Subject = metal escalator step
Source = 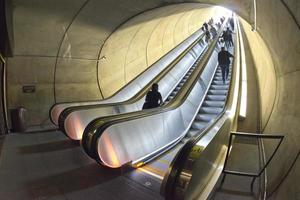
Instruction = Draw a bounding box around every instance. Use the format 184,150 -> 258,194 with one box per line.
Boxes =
187,128 -> 201,137
191,121 -> 207,130
213,80 -> 229,85
211,85 -> 228,90
208,90 -> 227,95
214,77 -> 223,81
206,95 -> 226,101
200,107 -> 223,114
203,100 -> 225,107
195,113 -> 218,122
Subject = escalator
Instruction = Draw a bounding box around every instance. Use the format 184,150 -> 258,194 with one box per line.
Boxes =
57,30 -> 211,140
78,18 -> 242,200
81,19 -> 231,168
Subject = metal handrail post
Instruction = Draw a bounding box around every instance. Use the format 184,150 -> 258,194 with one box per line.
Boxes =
221,131 -> 284,191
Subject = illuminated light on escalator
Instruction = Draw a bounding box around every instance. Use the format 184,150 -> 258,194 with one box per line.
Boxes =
135,162 -> 144,168
228,18 -> 241,119
99,132 -> 120,168
66,113 -> 85,140
238,21 -> 247,119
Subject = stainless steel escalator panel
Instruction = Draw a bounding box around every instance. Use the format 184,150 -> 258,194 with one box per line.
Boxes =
50,29 -> 205,126
64,43 -> 208,140
95,48 -> 221,168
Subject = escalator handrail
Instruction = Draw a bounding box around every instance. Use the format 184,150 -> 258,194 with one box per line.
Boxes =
162,18 -> 242,200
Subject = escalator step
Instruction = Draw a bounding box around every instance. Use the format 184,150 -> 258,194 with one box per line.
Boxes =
191,121 -> 207,130
211,85 -> 229,90
187,128 -> 201,137
208,90 -> 227,95
213,80 -> 229,85
214,77 -> 223,81
200,107 -> 223,114
195,113 -> 218,122
206,95 -> 226,101
203,100 -> 225,107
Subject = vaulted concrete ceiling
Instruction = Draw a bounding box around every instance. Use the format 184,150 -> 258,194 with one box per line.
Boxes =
12,0 -> 254,58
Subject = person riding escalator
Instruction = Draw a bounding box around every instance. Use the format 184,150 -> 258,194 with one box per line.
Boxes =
142,83 -> 163,109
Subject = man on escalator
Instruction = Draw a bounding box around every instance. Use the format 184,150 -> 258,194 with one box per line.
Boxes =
142,83 -> 163,109
218,47 -> 234,84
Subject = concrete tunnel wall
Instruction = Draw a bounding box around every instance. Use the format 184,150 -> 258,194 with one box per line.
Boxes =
5,0 -> 300,199
98,4 -> 219,97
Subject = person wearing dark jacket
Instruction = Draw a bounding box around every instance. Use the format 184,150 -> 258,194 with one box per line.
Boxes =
218,47 -> 234,84
142,83 -> 163,109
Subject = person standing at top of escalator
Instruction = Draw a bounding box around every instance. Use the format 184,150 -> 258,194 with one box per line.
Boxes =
218,47 -> 234,84
142,83 -> 163,109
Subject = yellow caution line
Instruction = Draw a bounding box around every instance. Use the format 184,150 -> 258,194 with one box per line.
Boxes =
154,158 -> 170,165
143,165 -> 165,177
138,167 -> 164,180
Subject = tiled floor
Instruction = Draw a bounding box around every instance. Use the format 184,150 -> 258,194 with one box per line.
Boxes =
0,131 -> 162,200
210,136 -> 261,200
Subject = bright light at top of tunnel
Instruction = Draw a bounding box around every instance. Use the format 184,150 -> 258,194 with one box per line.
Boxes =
213,6 -> 232,20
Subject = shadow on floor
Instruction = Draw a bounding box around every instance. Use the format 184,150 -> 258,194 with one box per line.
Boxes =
214,188 -> 255,197
26,163 -> 121,197
19,139 -> 80,154
0,136 -> 4,155
210,174 -> 259,200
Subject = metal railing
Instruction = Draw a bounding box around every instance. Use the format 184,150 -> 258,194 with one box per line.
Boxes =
221,131 -> 284,191
0,53 -> 5,63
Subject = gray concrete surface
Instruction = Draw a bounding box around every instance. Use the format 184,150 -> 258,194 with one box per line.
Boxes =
0,131 -> 163,200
